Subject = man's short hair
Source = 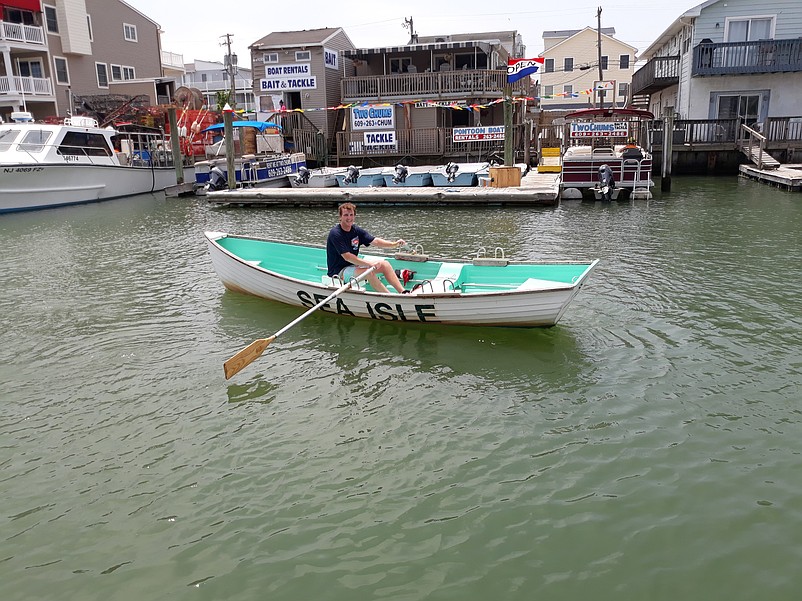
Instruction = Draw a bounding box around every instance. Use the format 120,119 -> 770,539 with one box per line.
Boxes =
338,202 -> 357,216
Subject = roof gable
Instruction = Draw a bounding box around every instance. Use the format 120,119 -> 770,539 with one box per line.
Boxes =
250,28 -> 351,49
541,27 -> 637,56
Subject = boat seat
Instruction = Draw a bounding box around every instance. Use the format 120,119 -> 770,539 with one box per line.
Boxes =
322,275 -> 364,290
516,278 -> 568,291
417,262 -> 463,294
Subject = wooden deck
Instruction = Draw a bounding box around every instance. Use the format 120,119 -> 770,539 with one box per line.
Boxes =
738,163 -> 802,191
205,170 -> 559,207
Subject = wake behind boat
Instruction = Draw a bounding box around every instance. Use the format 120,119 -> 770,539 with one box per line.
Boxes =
205,232 -> 598,327
0,112 -> 189,213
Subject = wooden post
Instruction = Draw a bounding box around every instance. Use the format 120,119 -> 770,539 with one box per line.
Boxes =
661,106 -> 673,192
503,85 -> 513,166
167,107 -> 184,184
223,108 -> 235,190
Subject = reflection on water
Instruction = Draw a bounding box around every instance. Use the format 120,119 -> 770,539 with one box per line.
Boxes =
2,178 -> 802,600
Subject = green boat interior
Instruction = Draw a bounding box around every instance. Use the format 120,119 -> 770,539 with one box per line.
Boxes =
217,236 -> 593,294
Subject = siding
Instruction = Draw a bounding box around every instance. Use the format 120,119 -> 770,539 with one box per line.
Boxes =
694,0 -> 802,44
47,0 -> 162,115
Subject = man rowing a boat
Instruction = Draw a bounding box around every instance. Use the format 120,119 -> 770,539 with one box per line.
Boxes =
326,202 -> 409,293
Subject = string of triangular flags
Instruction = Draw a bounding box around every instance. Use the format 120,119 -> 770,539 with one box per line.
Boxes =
266,89 -> 596,115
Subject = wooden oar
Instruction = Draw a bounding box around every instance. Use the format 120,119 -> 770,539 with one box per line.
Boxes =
223,266 -> 376,379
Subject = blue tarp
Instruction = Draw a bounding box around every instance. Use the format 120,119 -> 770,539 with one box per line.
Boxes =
202,121 -> 282,133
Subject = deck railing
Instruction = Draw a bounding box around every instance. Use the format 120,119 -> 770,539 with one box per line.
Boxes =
0,75 -> 53,96
630,55 -> 680,95
692,39 -> 802,75
334,124 -> 527,161
0,21 -> 45,45
341,69 -> 521,102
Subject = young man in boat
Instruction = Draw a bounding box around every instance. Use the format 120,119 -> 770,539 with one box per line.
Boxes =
326,202 -> 409,293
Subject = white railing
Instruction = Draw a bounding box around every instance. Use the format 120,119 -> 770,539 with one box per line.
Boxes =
0,76 -> 53,96
161,50 -> 185,70
0,21 -> 45,45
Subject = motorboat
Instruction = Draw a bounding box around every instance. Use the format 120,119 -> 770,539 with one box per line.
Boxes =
0,112 -> 189,213
560,108 -> 654,199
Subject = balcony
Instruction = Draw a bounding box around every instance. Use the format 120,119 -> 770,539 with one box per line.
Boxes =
161,50 -> 185,72
341,69 -> 524,102
692,38 -> 802,76
631,55 -> 680,96
0,20 -> 45,46
0,75 -> 53,97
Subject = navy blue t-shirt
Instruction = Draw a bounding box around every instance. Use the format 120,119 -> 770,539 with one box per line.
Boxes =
326,224 -> 375,276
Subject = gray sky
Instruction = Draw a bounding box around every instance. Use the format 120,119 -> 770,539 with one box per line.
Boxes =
125,0 -> 693,67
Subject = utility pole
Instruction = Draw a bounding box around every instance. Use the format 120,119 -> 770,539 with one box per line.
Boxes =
403,17 -> 416,43
222,33 -> 237,109
597,7 -> 604,109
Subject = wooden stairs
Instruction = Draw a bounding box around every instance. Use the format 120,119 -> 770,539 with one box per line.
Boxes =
740,145 -> 781,170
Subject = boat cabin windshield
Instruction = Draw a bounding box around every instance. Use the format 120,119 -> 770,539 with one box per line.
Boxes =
58,131 -> 112,157
0,129 -> 21,152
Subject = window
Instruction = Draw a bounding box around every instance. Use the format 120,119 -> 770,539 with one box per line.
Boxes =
44,5 -> 59,33
54,56 -> 69,85
111,64 -> 123,81
18,60 -> 44,78
726,17 -> 773,42
0,129 -> 21,152
123,23 -> 137,42
716,93 -> 760,124
96,62 -> 109,88
619,82 -> 629,97
600,55 -> 608,69
389,57 -> 411,73
87,15 -> 93,41
6,8 -> 35,25
295,50 -> 311,61
544,85 -> 554,96
264,53 -> 279,64
58,132 -> 112,156
564,57 -> 573,72
563,84 -> 573,95
122,66 -> 135,80
544,58 -> 554,73
18,130 -> 53,153
619,54 -> 630,69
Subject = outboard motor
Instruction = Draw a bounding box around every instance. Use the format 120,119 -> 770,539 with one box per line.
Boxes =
445,162 -> 459,183
206,164 -> 228,191
344,165 -> 360,185
598,164 -> 615,201
392,164 -> 408,184
297,165 -> 311,185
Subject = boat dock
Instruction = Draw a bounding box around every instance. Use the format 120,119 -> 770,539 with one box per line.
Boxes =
204,170 -> 560,207
739,163 -> 802,192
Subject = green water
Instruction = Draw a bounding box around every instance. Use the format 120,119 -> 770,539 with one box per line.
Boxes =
2,177 -> 801,600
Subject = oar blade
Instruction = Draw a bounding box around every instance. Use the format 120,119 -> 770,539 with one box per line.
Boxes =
223,336 -> 275,379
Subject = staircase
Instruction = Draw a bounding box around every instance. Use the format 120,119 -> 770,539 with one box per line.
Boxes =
737,123 -> 780,170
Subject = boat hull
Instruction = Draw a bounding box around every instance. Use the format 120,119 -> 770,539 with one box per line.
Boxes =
382,172 -> 433,187
430,162 -> 489,187
288,167 -> 347,188
0,163 -> 189,213
204,232 -> 597,327
194,153 -> 305,190
335,168 -> 386,187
